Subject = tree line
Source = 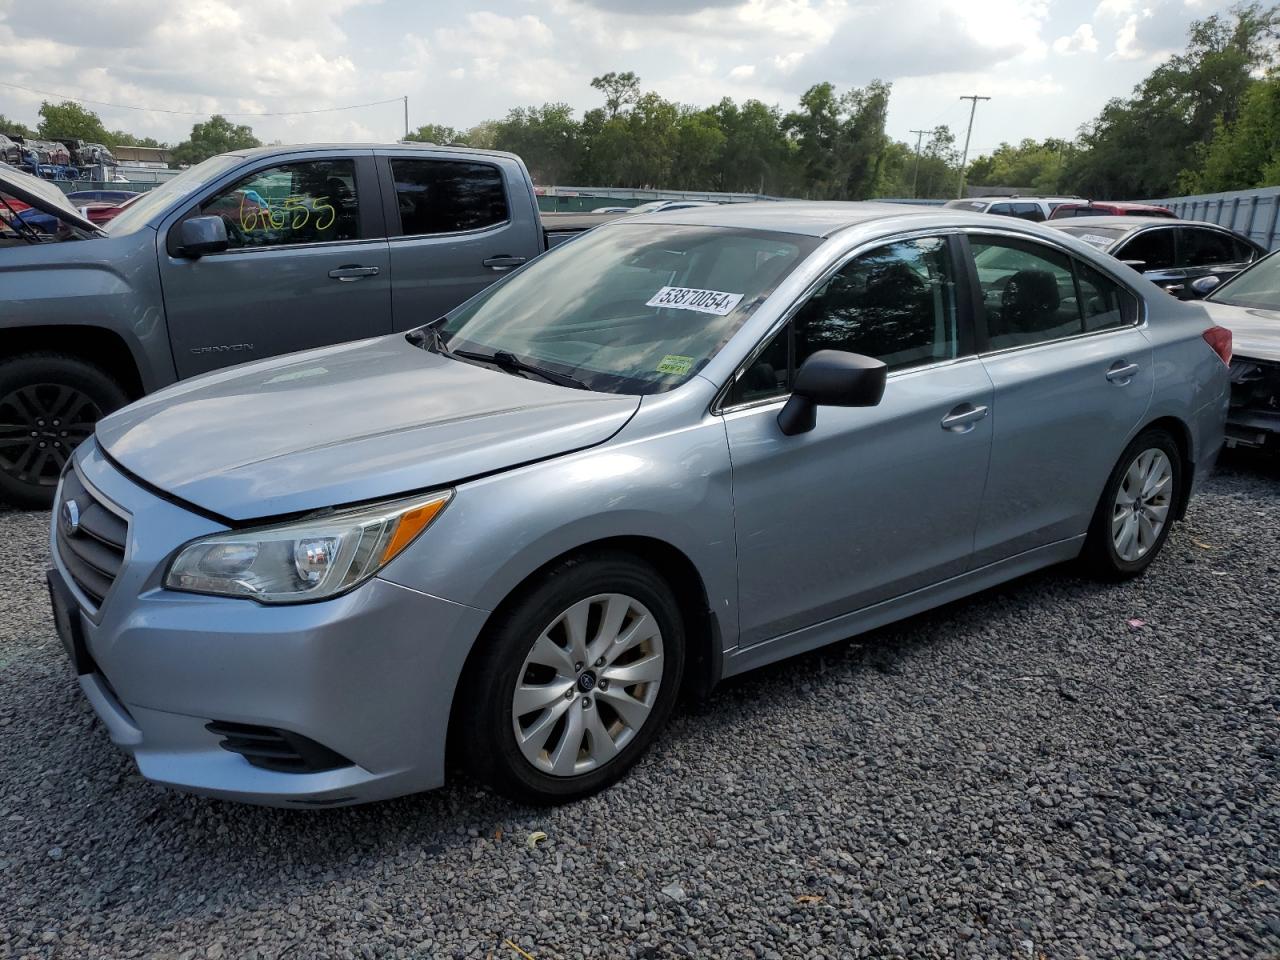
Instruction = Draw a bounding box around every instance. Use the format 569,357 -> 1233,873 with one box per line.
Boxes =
1,3 -> 1276,200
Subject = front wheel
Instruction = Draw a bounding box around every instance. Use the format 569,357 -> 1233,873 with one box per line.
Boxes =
0,353 -> 129,509
1080,429 -> 1183,580
458,553 -> 685,804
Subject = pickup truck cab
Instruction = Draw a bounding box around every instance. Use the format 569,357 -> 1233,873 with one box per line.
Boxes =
1,144 -> 578,507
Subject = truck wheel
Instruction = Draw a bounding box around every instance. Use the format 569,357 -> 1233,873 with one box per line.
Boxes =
0,353 -> 129,509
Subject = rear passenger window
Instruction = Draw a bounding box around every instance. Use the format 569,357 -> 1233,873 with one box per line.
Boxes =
390,159 -> 508,235
1179,227 -> 1254,267
1010,203 -> 1045,222
1116,229 -> 1175,271
988,203 -> 1013,217
970,237 -> 1138,348
728,236 -> 959,405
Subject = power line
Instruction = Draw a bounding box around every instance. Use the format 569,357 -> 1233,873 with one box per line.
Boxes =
0,80 -> 405,118
956,94 -> 991,199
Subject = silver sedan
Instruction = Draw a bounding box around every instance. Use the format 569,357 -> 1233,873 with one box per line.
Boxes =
48,203 -> 1230,806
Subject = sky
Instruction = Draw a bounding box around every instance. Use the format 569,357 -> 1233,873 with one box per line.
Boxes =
0,0 -> 1233,161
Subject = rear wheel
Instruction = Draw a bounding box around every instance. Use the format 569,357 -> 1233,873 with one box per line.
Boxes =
0,354 -> 128,509
1080,428 -> 1182,580
458,552 -> 685,804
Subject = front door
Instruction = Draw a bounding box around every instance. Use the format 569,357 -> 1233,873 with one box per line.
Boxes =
379,154 -> 543,331
724,234 -> 993,647
965,232 -> 1154,564
160,156 -> 392,379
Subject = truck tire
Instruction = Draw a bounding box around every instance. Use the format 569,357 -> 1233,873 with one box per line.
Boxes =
0,353 -> 129,510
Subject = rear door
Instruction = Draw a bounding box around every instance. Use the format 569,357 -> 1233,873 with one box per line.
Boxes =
377,152 -> 543,331
966,232 -> 1153,564
1114,226 -> 1184,293
160,153 -> 392,379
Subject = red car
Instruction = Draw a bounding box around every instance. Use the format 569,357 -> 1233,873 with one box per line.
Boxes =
1049,201 -> 1175,219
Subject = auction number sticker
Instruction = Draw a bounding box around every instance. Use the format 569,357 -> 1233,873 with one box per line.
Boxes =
1078,234 -> 1115,248
646,286 -> 744,316
656,354 -> 695,376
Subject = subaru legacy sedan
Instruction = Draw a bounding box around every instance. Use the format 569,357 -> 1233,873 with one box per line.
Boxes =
48,203 -> 1231,807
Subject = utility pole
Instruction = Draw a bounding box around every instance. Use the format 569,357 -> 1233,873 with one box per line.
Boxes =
403,96 -> 409,140
956,94 -> 990,199
909,128 -> 928,198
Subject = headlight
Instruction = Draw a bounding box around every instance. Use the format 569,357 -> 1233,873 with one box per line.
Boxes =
165,490 -> 452,603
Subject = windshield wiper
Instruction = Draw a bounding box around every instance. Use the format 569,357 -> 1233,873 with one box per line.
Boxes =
453,348 -> 589,390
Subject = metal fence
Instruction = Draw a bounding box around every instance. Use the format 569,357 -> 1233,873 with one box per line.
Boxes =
1148,186 -> 1280,251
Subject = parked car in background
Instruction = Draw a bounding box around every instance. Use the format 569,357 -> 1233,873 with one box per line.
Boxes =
591,205 -> 633,213
0,134 -> 21,166
1049,201 -> 1174,219
943,196 -> 1079,222
629,199 -> 721,215
1046,217 -> 1265,298
1194,250 -> 1280,451
66,190 -> 140,204
48,201 -> 1229,808
0,145 -> 607,506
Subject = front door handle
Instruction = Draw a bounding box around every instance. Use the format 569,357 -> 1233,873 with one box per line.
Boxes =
941,403 -> 989,433
328,265 -> 380,282
1106,361 -> 1140,384
483,255 -> 528,272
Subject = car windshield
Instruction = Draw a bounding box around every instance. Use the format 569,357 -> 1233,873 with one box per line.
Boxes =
1207,251 -> 1280,311
105,154 -> 243,235
434,223 -> 820,394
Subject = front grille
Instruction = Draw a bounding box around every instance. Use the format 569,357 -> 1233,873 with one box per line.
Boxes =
205,721 -> 353,774
55,469 -> 128,610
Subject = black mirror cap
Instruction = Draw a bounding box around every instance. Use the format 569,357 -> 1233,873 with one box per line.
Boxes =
777,350 -> 887,436
177,215 -> 229,257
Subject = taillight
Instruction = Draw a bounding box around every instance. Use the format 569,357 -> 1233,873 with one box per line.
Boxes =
1203,326 -> 1232,366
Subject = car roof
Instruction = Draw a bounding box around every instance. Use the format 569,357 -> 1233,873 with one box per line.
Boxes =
1046,215 -> 1229,234
629,200 -> 1043,238
226,142 -> 524,163
1057,201 -> 1168,209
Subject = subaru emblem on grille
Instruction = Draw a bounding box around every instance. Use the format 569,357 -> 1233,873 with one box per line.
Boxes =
62,499 -> 80,535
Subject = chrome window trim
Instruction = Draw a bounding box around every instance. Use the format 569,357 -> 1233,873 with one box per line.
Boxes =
710,227 -> 967,415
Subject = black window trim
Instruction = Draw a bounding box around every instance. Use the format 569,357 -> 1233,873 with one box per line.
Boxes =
714,229 -> 977,415
962,227 -> 1146,359
164,153 -> 385,258
376,155 -> 511,241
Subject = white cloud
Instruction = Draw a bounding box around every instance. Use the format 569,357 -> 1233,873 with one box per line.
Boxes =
729,64 -> 756,80
1053,23 -> 1099,54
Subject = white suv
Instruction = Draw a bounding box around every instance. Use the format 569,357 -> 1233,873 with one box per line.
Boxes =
944,196 -> 1079,223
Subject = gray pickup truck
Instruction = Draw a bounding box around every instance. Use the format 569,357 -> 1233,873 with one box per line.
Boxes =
0,144 -> 603,507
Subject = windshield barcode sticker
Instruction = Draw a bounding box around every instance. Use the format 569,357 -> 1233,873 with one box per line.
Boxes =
1079,234 -> 1115,247
646,286 -> 744,316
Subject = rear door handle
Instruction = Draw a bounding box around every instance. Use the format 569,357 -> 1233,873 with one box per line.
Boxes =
941,403 -> 989,432
1106,361 -> 1140,384
328,265 -> 380,281
483,255 -> 527,272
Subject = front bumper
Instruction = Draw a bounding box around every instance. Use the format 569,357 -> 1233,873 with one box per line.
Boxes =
49,442 -> 489,807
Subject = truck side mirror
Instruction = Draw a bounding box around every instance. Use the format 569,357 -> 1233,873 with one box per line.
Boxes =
777,350 -> 887,436
176,215 -> 229,258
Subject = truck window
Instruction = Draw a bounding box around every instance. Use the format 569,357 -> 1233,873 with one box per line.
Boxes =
200,160 -> 360,250
390,159 -> 508,235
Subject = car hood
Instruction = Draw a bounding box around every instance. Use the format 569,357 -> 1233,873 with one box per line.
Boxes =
1201,300 -> 1280,363
95,336 -> 641,521
0,162 -> 101,234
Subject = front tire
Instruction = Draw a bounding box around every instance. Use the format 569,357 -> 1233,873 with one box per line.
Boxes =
458,552 -> 685,804
1080,428 -> 1182,580
0,353 -> 129,509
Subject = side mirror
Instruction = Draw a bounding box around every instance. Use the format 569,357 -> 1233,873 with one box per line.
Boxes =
1190,275 -> 1221,297
777,350 -> 887,436
175,215 -> 229,257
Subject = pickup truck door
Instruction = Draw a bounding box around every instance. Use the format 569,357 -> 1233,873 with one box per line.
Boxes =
159,154 -> 391,379
376,152 -> 544,331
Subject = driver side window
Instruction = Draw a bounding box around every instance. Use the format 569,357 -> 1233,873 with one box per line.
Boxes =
728,235 -> 960,405
199,159 -> 361,250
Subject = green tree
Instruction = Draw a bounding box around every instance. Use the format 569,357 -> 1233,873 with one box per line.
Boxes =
967,138 -> 1074,194
110,131 -> 164,148
0,114 -> 34,138
671,108 -> 726,189
492,103 -> 580,184
36,101 -> 113,144
590,71 -> 641,119
171,115 -> 261,167
404,123 -> 465,145
1180,71 -> 1280,191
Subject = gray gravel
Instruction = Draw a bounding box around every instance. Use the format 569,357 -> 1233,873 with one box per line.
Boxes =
1,454 -> 1278,960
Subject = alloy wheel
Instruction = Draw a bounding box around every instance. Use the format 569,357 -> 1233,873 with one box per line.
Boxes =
0,384 -> 101,489
1111,448 -> 1173,563
511,592 -> 665,777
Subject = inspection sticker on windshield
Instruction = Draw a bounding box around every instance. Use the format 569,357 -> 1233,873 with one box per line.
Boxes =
656,354 -> 695,376
646,286 -> 744,316
1078,234 -> 1115,248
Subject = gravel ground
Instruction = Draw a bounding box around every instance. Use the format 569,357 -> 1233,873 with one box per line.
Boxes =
1,453 -> 1278,960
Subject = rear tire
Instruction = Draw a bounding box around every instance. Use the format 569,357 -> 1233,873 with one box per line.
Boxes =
0,353 -> 129,509
1080,428 -> 1183,581
457,551 -> 685,805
